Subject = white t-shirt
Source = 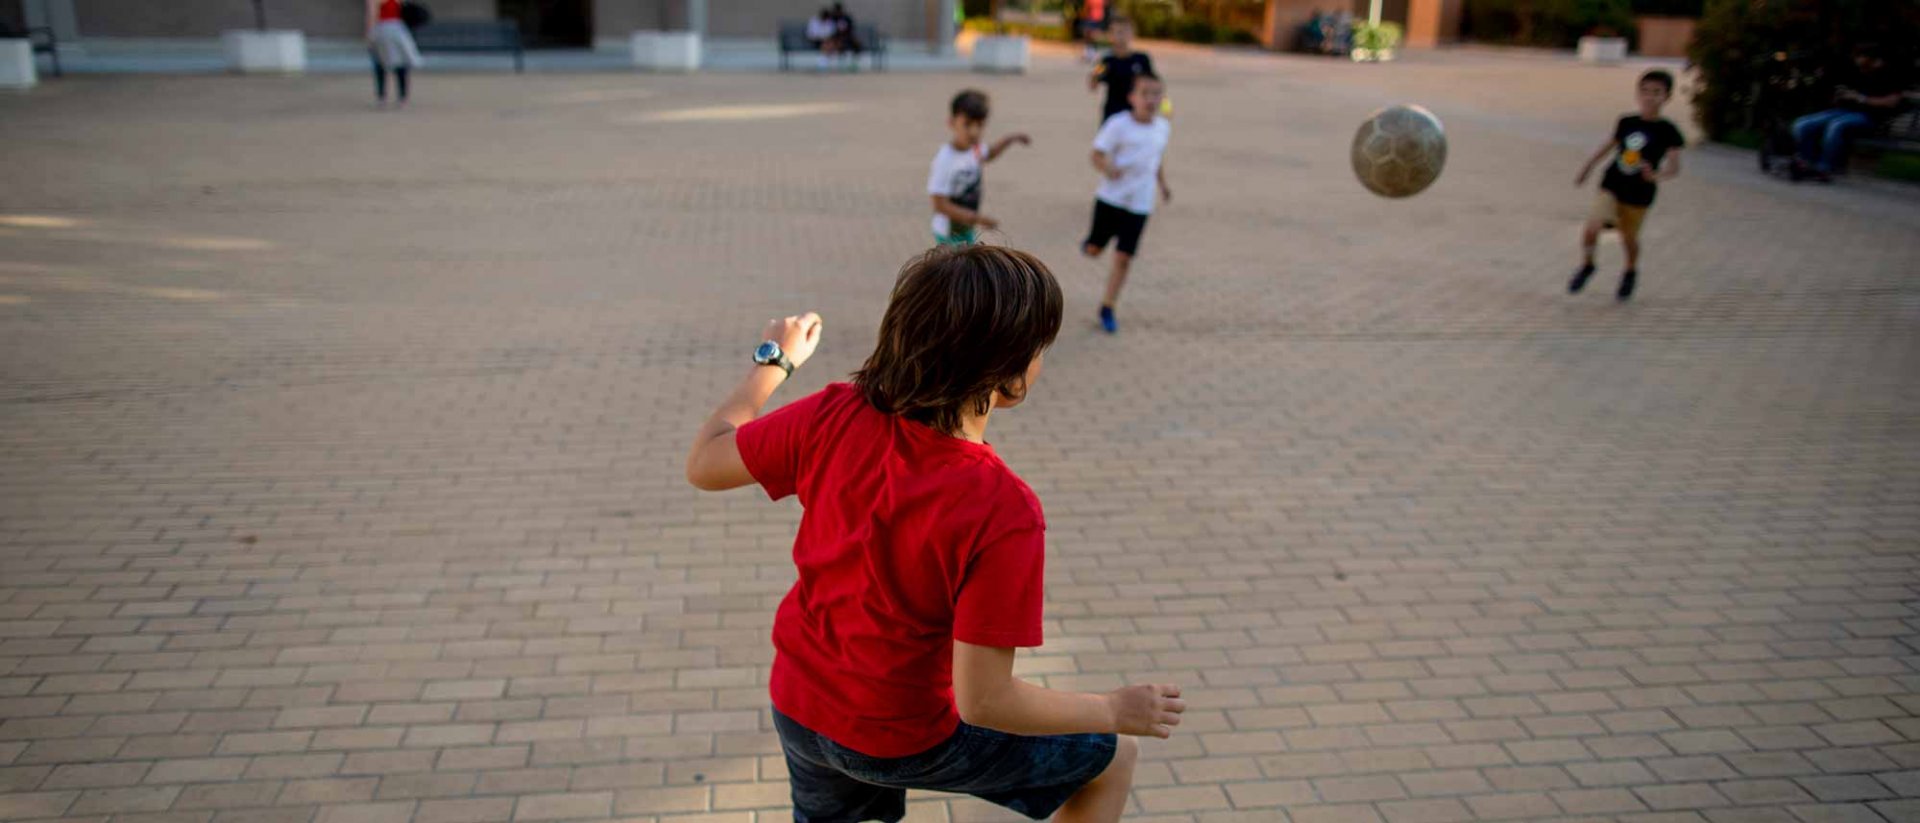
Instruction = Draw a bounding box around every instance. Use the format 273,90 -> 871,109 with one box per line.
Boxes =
806,16 -> 836,40
1092,111 -> 1171,215
926,142 -> 984,236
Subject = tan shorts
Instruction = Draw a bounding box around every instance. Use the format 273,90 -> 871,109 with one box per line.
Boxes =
1589,190 -> 1648,240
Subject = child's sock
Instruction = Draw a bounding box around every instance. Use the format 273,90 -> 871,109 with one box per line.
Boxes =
1616,269 -> 1637,301
1098,305 -> 1117,334
1569,263 -> 1594,294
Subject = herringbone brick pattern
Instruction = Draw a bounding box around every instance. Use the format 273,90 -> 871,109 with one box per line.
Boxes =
2,44 -> 1916,823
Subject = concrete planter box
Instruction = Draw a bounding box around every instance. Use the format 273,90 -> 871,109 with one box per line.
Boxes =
223,29 -> 306,73
971,34 -> 1028,74
0,39 -> 35,89
1577,35 -> 1627,63
631,31 -> 701,72
1634,15 -> 1695,58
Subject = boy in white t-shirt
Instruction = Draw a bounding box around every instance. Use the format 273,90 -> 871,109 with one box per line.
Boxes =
1083,72 -> 1171,334
928,89 -> 1031,247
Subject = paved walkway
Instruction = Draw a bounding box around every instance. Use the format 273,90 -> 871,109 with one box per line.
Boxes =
2,43 -> 1918,823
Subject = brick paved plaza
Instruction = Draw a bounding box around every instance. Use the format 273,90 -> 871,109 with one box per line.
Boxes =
3,44 -> 1919,823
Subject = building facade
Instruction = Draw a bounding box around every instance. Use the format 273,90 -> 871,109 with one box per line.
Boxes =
17,0 -> 952,49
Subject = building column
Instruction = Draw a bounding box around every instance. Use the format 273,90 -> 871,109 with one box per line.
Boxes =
25,0 -> 80,44
934,0 -> 955,53
684,0 -> 704,35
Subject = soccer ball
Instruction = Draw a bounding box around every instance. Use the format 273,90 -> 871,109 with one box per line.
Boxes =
1350,104 -> 1447,198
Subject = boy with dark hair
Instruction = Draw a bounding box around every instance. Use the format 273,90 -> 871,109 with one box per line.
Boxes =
1571,69 -> 1684,301
1085,72 -> 1172,334
928,89 -> 1031,247
685,246 -> 1185,823
1088,18 -> 1153,123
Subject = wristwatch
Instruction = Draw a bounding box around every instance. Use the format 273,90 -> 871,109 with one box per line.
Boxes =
753,340 -> 794,378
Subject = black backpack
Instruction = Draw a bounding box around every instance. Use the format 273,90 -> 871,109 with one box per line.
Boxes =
400,1 -> 432,28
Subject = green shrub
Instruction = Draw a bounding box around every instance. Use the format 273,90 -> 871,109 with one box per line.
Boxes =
1171,16 -> 1216,42
1688,0 -> 1920,141
1215,26 -> 1260,44
1352,20 -> 1403,52
1630,0 -> 1702,16
1464,0 -> 1633,47
962,16 -> 1074,40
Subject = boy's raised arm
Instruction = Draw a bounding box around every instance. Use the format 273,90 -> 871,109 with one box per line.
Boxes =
953,641 -> 1185,738
685,314 -> 821,491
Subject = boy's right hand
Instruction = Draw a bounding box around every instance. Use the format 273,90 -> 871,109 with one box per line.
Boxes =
1104,165 -> 1125,181
1106,683 -> 1185,738
975,214 -> 1000,230
762,313 -> 823,370
1574,169 -> 1590,186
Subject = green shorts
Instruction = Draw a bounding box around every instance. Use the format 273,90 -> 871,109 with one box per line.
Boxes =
934,226 -> 978,247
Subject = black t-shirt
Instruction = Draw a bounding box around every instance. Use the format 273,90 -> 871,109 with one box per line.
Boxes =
1600,115 -> 1685,207
1097,52 -> 1155,118
1841,66 -> 1906,120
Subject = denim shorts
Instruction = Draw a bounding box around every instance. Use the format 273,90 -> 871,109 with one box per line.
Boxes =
773,708 -> 1117,822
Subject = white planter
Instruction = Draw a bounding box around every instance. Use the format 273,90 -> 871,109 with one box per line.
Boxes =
223,29 -> 307,74
0,39 -> 35,89
971,34 -> 1029,74
630,31 -> 701,72
1577,35 -> 1627,63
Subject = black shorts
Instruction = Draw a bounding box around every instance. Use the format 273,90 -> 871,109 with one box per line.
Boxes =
1083,199 -> 1149,256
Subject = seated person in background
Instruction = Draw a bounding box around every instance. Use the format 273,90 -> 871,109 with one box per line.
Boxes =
1792,44 -> 1908,181
830,2 -> 863,67
806,8 -> 839,70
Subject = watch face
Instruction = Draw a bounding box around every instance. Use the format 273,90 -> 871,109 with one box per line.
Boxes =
754,341 -> 780,363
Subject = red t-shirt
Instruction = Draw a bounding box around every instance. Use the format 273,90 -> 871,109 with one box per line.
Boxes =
736,382 -> 1047,758
378,0 -> 402,21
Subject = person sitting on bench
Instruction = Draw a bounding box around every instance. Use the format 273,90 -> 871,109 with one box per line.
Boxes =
1792,44 -> 1908,181
806,8 -> 840,70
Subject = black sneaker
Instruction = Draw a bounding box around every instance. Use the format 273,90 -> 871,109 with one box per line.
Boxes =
1569,264 -> 1595,294
1617,269 -> 1637,301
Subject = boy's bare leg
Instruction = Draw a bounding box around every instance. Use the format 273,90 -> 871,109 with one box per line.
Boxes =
1580,219 -> 1603,267
1620,227 -> 1639,271
1102,252 -> 1132,308
1054,736 -> 1137,823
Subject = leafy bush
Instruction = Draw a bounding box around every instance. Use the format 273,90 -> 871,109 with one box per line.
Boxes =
1171,16 -> 1216,42
1630,0 -> 1702,16
962,17 -> 1074,40
1688,0 -> 1920,141
1353,20 -> 1402,52
1464,0 -> 1633,47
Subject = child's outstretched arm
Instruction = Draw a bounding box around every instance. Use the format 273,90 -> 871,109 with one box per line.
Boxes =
685,314 -> 822,491
931,196 -> 996,230
1090,149 -> 1123,181
1574,137 -> 1616,186
1157,163 -> 1172,203
954,641 -> 1186,738
985,133 -> 1032,162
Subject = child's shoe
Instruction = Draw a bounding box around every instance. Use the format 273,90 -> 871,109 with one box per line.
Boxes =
1616,269 -> 1637,301
1098,305 -> 1117,334
1569,264 -> 1594,294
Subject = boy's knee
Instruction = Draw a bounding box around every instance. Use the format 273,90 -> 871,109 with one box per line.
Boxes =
1103,735 -> 1138,780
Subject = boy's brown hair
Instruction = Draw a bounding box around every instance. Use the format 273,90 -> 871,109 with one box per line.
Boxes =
852,246 -> 1063,436
951,89 -> 990,122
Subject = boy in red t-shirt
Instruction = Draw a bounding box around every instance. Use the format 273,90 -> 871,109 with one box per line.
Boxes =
686,245 -> 1185,822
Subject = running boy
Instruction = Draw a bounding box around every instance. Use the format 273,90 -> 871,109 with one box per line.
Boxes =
685,246 -> 1185,823
928,89 -> 1031,247
1571,69 -> 1684,301
1088,18 -> 1153,124
1085,72 -> 1171,334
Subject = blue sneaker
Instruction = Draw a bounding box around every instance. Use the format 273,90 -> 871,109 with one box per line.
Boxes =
1098,305 -> 1117,334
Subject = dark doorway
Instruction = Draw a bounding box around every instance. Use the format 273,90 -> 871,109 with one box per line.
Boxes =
498,0 -> 592,47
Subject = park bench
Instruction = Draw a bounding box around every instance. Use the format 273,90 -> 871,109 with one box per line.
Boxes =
1852,91 -> 1920,157
777,20 -> 887,72
0,23 -> 60,77
411,19 -> 524,73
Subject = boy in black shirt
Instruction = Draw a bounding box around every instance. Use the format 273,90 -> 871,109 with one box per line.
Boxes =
1570,69 -> 1685,301
1089,19 -> 1154,124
